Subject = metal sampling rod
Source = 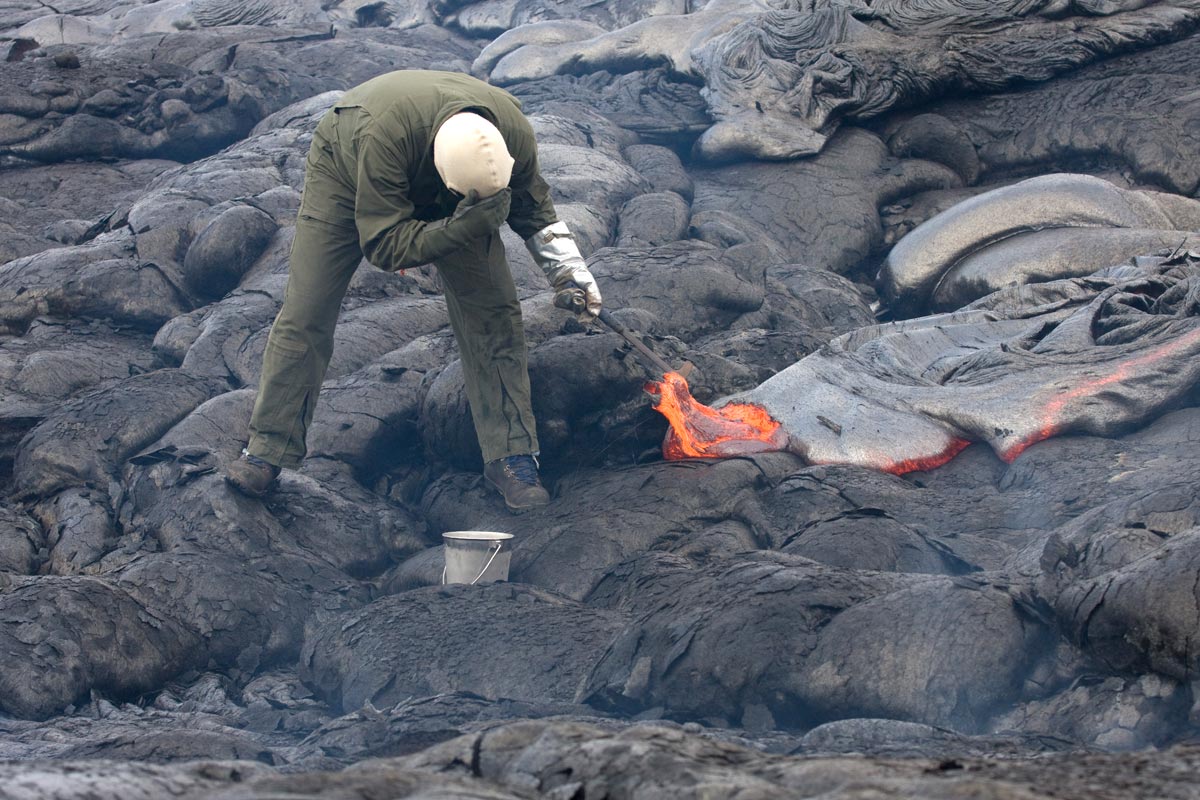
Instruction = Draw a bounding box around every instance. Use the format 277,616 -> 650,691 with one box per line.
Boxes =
557,287 -> 692,378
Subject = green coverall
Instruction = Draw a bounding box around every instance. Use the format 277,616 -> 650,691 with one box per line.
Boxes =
246,70 -> 558,468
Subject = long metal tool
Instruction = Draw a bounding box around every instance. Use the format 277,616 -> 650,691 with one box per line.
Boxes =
557,288 -> 693,379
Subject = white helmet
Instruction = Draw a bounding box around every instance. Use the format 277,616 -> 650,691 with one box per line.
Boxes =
433,111 -> 515,198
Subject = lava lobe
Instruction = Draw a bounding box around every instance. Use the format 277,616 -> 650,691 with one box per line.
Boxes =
647,372 -> 789,459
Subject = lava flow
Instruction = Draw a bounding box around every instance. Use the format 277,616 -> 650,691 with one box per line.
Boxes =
858,438 -> 972,476
647,372 -> 788,460
998,326 -> 1200,463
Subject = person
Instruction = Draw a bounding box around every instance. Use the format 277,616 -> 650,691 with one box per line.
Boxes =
223,70 -> 602,512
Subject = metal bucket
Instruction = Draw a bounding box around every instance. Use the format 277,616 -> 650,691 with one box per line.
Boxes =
441,531 -> 513,585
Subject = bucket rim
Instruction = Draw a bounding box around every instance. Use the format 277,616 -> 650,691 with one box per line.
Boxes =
442,530 -> 514,542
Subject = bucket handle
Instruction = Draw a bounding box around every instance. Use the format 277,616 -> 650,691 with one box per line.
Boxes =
441,540 -> 504,586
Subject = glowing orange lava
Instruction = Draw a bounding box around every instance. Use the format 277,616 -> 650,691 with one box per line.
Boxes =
864,438 -> 973,476
647,372 -> 788,459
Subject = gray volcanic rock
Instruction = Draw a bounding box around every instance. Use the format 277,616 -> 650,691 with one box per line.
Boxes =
693,326 -> 837,384
616,191 -> 690,247
508,68 -> 711,143
13,368 -> 225,499
481,3 -> 764,88
0,318 -> 156,417
0,458 -> 396,716
222,25 -> 480,95
319,298 -> 451,381
582,552 -> 1043,732
128,389 -> 255,470
589,240 -> 766,339
796,717 -> 1070,759
450,0 -> 685,37
0,161 -> 176,264
33,488 -> 116,576
0,231 -> 191,336
121,427 -> 430,577
995,673 -> 1189,751
0,674 -> 313,761
535,142 -> 650,228
399,720 -> 1200,800
160,292 -> 280,380
778,508 -> 973,575
301,583 -> 627,713
621,143 -> 694,200
0,41 -> 269,164
182,204 -> 278,299
878,173 -> 1200,316
692,1 -> 1200,161
932,227 -> 1200,312
886,113 -> 981,186
1044,518 -> 1200,684
0,574 -> 200,719
0,504 -> 43,575
0,25 -> 480,167
307,359 -> 431,478
691,128 -> 962,273
3,721 -> 1200,799
285,691 -> 602,766
1,0 -> 329,39
483,0 -> 1200,161
795,576 -> 1046,731
915,30 -> 1200,196
472,20 -> 607,71
0,760 -> 275,800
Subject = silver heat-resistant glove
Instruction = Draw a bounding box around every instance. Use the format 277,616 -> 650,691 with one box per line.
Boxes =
525,221 -> 601,322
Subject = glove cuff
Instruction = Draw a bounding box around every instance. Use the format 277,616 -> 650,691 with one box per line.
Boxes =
525,221 -> 585,281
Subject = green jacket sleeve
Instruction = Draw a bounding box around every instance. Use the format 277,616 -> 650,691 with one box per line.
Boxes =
353,130 -> 470,272
505,115 -> 559,241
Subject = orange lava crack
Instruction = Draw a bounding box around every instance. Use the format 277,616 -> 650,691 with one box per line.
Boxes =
866,438 -> 972,475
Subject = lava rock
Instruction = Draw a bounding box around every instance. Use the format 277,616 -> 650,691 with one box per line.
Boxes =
182,204 -> 278,300
878,173 -> 1200,316
301,583 -> 628,713
12,369 -> 225,499
622,143 -> 694,201
0,504 -> 43,575
616,191 -> 690,247
0,574 -> 200,719
0,230 -> 192,336
691,128 -> 962,273
32,488 -> 115,576
923,32 -> 1200,196
713,256 -> 1200,473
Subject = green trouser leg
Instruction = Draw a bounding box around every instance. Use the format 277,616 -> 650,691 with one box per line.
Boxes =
436,231 -> 539,464
246,214 -> 362,468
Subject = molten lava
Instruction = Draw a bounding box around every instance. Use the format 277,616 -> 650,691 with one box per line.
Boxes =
648,372 -> 788,460
857,438 -> 972,476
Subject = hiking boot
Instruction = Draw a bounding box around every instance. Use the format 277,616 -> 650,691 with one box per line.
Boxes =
484,454 -> 550,512
224,451 -> 281,498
